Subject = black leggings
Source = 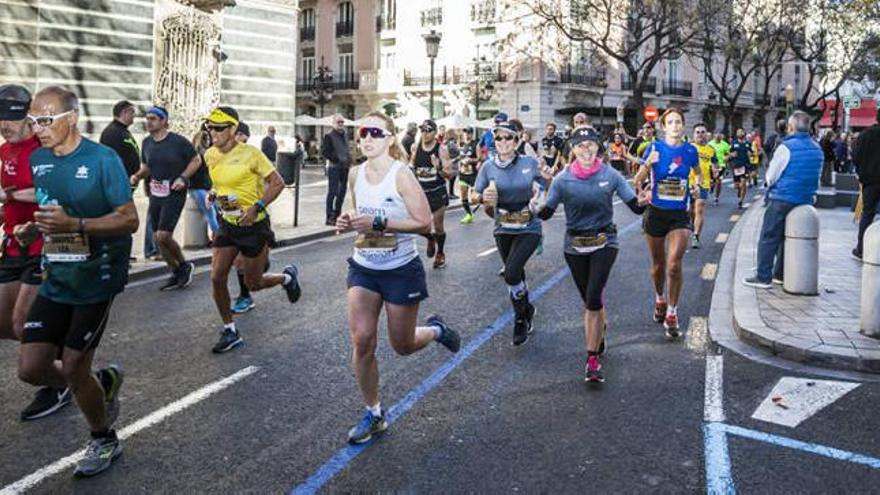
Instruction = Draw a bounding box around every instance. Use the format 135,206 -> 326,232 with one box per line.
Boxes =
495,233 -> 541,286
564,247 -> 618,311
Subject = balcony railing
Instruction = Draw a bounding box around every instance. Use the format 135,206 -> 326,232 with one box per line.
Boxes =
471,0 -> 496,24
300,25 -> 315,42
663,79 -> 693,97
559,66 -> 606,87
377,15 -> 396,31
295,73 -> 360,92
621,76 -> 657,93
420,8 -> 442,27
295,79 -> 314,92
336,20 -> 353,38
403,64 -> 506,87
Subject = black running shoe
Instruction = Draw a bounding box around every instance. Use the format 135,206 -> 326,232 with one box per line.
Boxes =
212,327 -> 243,354
427,314 -> 460,353
20,387 -> 72,421
158,272 -> 179,291
512,302 -> 535,346
176,261 -> 195,289
282,264 -> 302,303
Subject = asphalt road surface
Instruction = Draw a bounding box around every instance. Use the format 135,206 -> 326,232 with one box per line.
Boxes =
1,182 -> 878,493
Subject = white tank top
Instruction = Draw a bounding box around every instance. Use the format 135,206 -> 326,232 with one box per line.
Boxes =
352,160 -> 418,270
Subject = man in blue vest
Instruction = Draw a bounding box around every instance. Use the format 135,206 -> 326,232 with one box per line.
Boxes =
743,111 -> 823,289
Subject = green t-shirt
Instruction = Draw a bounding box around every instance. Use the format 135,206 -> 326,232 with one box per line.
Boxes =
709,140 -> 731,168
636,138 -> 656,160
31,138 -> 133,305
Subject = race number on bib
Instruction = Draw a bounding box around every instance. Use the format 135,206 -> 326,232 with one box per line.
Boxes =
656,178 -> 687,201
354,232 -> 398,254
734,166 -> 746,176
497,209 -> 531,229
571,233 -> 608,254
44,233 -> 90,262
415,167 -> 438,182
460,163 -> 474,176
217,195 -> 243,218
149,179 -> 170,198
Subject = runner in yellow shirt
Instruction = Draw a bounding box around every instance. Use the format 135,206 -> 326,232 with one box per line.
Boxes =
689,123 -> 716,249
203,106 -> 302,353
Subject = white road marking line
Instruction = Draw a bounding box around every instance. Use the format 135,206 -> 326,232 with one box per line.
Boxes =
685,316 -> 709,352
0,366 -> 259,494
701,263 -> 718,281
751,377 -> 860,428
704,354 -> 725,422
477,247 -> 498,258
715,232 -> 729,243
729,214 -> 741,222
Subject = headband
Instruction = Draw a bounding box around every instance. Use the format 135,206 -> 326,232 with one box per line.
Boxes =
146,106 -> 168,120
205,108 -> 239,126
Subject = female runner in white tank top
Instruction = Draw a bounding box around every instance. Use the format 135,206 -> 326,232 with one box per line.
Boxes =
335,112 -> 461,444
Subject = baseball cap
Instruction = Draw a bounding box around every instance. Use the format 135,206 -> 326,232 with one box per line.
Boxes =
494,112 -> 509,124
492,121 -> 520,137
419,119 -> 437,132
236,122 -> 251,137
569,127 -> 603,150
0,84 -> 32,121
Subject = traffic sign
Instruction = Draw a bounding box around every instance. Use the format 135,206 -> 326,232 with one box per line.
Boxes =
644,106 -> 659,122
843,96 -> 861,109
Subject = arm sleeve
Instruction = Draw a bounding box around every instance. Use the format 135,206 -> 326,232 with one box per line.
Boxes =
102,151 -> 133,208
545,175 -> 563,210
765,144 -> 791,188
473,160 -> 489,193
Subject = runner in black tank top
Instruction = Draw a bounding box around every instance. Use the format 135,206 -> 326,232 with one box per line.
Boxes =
409,119 -> 453,269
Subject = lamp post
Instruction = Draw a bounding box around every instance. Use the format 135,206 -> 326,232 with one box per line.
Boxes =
784,83 -> 795,117
597,76 -> 608,135
423,30 -> 442,119
312,56 -> 334,138
472,56 -> 494,126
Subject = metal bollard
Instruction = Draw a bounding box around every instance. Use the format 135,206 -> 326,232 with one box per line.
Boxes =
182,194 -> 208,249
861,222 -> 880,337
783,205 -> 820,295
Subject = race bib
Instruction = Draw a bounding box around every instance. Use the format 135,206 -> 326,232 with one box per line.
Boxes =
217,194 -> 243,218
354,232 -> 398,253
497,208 -> 531,229
415,167 -> 438,182
571,233 -> 608,254
656,178 -> 687,201
460,162 -> 474,176
150,179 -> 170,198
734,167 -> 746,176
44,233 -> 90,262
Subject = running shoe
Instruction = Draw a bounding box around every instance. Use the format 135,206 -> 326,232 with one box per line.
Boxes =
427,314 -> 460,353
742,276 -> 772,289
737,201 -> 743,209
176,261 -> 195,289
513,302 -> 535,346
426,237 -> 437,258
74,435 -> 122,478
691,235 -> 701,249
98,365 -> 124,428
460,213 -> 474,224
282,264 -> 302,303
714,198 -> 719,205
585,355 -> 604,383
347,409 -> 387,444
20,387 -> 71,421
653,301 -> 668,323
433,252 -> 446,269
158,272 -> 179,291
212,328 -> 243,354
664,314 -> 681,339
852,249 -> 863,262
498,266 -> 505,277
231,296 -> 255,314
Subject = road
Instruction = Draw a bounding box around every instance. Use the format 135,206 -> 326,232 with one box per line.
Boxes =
1,183 -> 878,493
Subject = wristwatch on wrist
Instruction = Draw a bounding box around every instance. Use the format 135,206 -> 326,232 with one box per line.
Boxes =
254,199 -> 266,212
372,214 -> 387,232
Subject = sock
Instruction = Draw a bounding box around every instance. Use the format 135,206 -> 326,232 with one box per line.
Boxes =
90,429 -> 116,440
283,273 -> 292,285
224,322 -> 237,333
508,281 -> 527,300
421,232 -> 435,242
367,403 -> 382,416
588,351 -> 599,358
436,233 -> 446,254
462,198 -> 472,215
667,305 -> 678,316
237,271 -> 250,299
430,325 -> 443,340
655,294 -> 666,304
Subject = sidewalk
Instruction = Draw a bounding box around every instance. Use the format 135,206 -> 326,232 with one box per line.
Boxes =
715,199 -> 880,373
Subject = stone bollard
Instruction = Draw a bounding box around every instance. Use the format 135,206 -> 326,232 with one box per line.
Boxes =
182,194 -> 208,249
783,205 -> 819,295
861,222 -> 880,337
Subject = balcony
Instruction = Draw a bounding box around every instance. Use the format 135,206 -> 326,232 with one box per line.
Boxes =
559,66 -> 606,87
420,8 -> 442,27
403,64 -> 506,87
621,76 -> 657,93
299,25 -> 315,42
295,73 -> 359,92
471,0 -> 496,25
377,15 -> 396,31
663,79 -> 693,97
295,79 -> 314,92
336,20 -> 353,38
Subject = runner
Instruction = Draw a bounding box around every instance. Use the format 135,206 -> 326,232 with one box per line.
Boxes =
709,132 -> 730,204
17,86 -> 133,477
730,128 -> 752,209
540,122 -> 564,171
458,127 -> 480,225
409,119 -> 453,269
202,106 -> 301,353
537,128 -> 649,381
608,133 -> 628,176
632,107 -> 701,338
0,84 -> 72,420
473,121 -> 551,345
750,131 -> 763,187
689,123 -> 717,249
336,111 -> 460,444
129,106 -> 199,290
478,112 -> 508,161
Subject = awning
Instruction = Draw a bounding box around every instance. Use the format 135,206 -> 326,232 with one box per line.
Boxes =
819,99 -> 877,129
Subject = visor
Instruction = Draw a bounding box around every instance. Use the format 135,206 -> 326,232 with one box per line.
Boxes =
206,108 -> 239,126
492,122 -> 520,137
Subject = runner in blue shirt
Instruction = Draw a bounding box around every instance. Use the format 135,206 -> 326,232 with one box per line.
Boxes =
478,112 -> 507,161
632,107 -> 701,338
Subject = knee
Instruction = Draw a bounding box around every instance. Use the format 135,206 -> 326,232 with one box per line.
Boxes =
389,339 -> 417,356
17,361 -> 41,386
667,259 -> 683,277
351,331 -> 377,358
244,275 -> 263,292
503,270 -> 522,287
211,272 -> 228,289
586,294 -> 604,312
155,231 -> 172,244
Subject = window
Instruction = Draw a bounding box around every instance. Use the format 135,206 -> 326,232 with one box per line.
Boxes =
794,64 -> 801,96
338,53 -> 353,79
383,52 -> 396,70
299,8 -> 315,41
668,60 -> 679,84
302,56 -> 315,81
337,2 -> 354,37
380,0 -> 396,30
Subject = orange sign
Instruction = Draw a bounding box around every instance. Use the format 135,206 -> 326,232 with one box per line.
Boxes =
644,106 -> 659,122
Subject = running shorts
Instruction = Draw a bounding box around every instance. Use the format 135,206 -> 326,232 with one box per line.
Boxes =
425,188 -> 449,213
22,295 -> 114,351
643,205 -> 693,237
148,192 -> 187,233
347,257 -> 428,306
0,254 -> 42,285
699,187 -> 710,200
214,217 -> 276,258
459,173 -> 477,187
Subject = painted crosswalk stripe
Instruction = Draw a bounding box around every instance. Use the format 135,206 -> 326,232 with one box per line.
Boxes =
701,263 -> 718,281
477,247 -> 498,258
715,232 -> 729,243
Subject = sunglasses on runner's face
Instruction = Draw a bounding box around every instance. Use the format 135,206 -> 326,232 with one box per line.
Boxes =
494,133 -> 516,142
358,127 -> 391,139
206,124 -> 233,132
26,110 -> 75,127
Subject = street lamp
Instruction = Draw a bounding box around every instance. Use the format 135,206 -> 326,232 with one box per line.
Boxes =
312,56 -> 334,137
784,83 -> 795,117
472,56 -> 494,125
597,76 -> 608,135
423,30 -> 442,119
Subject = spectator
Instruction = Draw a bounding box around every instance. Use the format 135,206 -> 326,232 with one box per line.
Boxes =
763,119 -> 787,160
820,130 -> 835,186
261,125 -> 278,163
833,133 -> 847,173
321,114 -> 351,226
852,109 -> 880,260
235,122 -> 250,144
743,111 -> 823,288
401,122 -> 417,160
444,128 -> 461,198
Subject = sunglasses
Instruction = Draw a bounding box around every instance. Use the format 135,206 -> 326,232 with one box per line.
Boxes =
493,134 -> 516,142
27,110 -> 75,127
206,124 -> 233,132
358,126 -> 391,139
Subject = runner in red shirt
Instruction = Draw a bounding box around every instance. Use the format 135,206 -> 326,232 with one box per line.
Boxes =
0,84 -> 71,420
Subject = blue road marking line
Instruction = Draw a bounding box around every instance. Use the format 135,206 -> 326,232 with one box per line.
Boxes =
703,423 -> 736,495
291,218 -> 642,495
